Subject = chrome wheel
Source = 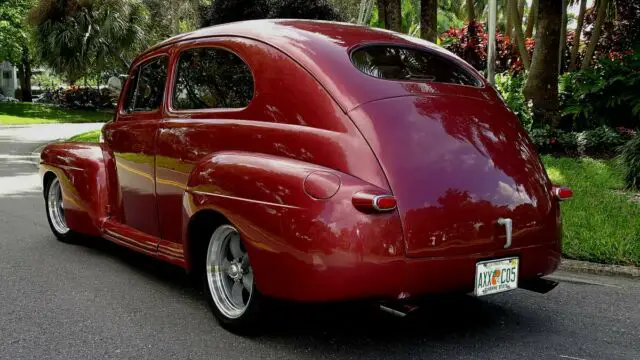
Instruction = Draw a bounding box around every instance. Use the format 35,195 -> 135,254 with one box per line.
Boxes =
47,177 -> 69,235
206,225 -> 254,319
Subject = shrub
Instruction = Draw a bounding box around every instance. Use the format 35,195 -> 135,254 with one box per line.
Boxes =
495,72 -> 532,130
578,126 -> 627,155
440,21 -> 534,74
40,86 -> 115,109
620,135 -> 640,190
559,52 -> 640,130
528,126 -> 632,157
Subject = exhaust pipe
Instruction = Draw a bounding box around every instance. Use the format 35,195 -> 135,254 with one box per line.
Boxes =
520,277 -> 559,294
379,305 -> 407,317
378,303 -> 420,317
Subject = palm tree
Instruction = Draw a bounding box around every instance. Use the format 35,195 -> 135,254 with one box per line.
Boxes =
523,0 -> 563,128
377,0 -> 402,31
525,0 -> 538,38
581,0 -> 611,69
558,0 -> 568,73
421,0 -> 438,41
505,0 -> 513,37
509,0 -> 530,69
357,0 -> 376,24
568,0 -> 587,71
29,0 -> 147,82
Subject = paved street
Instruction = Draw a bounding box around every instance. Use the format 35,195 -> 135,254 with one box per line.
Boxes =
0,124 -> 638,360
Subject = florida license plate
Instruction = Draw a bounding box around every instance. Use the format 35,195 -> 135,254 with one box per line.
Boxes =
474,257 -> 519,296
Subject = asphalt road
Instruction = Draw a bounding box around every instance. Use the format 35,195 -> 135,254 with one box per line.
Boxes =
0,124 -> 638,360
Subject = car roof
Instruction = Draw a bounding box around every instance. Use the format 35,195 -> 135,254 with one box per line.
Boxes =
145,19 -> 482,112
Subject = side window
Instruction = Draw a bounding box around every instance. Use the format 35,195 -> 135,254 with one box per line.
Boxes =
172,47 -> 254,110
123,56 -> 168,113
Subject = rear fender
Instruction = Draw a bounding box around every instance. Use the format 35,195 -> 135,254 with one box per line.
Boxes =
40,143 -> 109,236
184,151 -> 406,301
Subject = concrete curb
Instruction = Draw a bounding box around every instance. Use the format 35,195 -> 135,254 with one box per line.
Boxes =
559,259 -> 640,279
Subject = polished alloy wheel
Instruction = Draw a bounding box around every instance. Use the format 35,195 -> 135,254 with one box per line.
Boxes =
47,177 -> 69,235
206,225 -> 254,319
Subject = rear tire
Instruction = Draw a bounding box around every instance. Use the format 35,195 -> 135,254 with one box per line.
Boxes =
203,224 -> 265,335
44,175 -> 80,243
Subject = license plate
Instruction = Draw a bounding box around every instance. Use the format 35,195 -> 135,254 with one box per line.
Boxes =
474,257 -> 519,296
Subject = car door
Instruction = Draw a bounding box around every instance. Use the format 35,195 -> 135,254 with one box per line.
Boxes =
154,39 -> 257,264
103,53 -> 168,241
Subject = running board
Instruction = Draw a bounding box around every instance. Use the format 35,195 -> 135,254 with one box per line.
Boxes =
520,277 -> 559,294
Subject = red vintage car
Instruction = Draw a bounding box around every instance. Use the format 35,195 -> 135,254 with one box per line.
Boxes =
40,19 -> 571,333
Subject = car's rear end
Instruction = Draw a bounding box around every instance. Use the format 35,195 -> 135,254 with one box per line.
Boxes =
255,20 -> 569,300
344,44 -> 566,297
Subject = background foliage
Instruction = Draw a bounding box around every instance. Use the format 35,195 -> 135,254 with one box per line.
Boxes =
199,0 -> 342,27
0,0 -> 36,64
559,52 -> 640,131
29,0 -> 148,83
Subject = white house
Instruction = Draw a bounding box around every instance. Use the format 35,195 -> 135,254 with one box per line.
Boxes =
0,61 -> 19,97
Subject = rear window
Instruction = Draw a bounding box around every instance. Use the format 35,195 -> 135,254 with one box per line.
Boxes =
350,45 -> 481,87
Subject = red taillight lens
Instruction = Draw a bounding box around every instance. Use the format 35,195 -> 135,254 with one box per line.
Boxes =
373,195 -> 397,211
552,186 -> 573,201
352,192 -> 397,213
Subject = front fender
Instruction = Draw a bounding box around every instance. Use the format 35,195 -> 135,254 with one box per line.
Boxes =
40,142 -> 109,236
184,152 -> 406,301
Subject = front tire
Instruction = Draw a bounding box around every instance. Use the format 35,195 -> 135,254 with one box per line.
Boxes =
204,224 -> 264,334
44,175 -> 80,243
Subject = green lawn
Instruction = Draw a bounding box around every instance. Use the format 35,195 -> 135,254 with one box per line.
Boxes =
68,130 -> 101,142
542,155 -> 640,267
59,131 -> 640,267
0,102 -> 112,124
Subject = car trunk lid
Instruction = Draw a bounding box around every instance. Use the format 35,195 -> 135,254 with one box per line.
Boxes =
348,93 -> 558,258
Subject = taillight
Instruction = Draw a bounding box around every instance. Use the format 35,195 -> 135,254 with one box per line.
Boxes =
352,192 -> 397,213
552,186 -> 573,201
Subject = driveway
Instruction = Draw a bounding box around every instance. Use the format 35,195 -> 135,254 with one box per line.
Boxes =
0,124 -> 638,360
0,123 -> 103,196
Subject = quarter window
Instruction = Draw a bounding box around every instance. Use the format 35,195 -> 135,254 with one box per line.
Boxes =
172,47 -> 254,110
123,56 -> 168,113
351,45 -> 481,87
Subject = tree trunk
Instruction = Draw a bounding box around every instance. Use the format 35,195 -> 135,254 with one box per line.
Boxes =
466,0 -> 475,22
383,0 -> 402,32
558,0 -> 568,74
171,0 -> 179,35
505,0 -> 513,38
580,0 -> 610,70
377,0 -> 386,27
568,0 -> 587,71
525,0 -> 538,38
510,0 -> 530,69
523,0 -> 562,128
467,0 -> 476,36
420,0 -> 438,42
518,0 -> 525,22
358,0 -> 375,25
19,48 -> 32,103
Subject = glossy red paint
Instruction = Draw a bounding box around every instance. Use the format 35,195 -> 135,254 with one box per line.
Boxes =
40,20 -> 563,302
